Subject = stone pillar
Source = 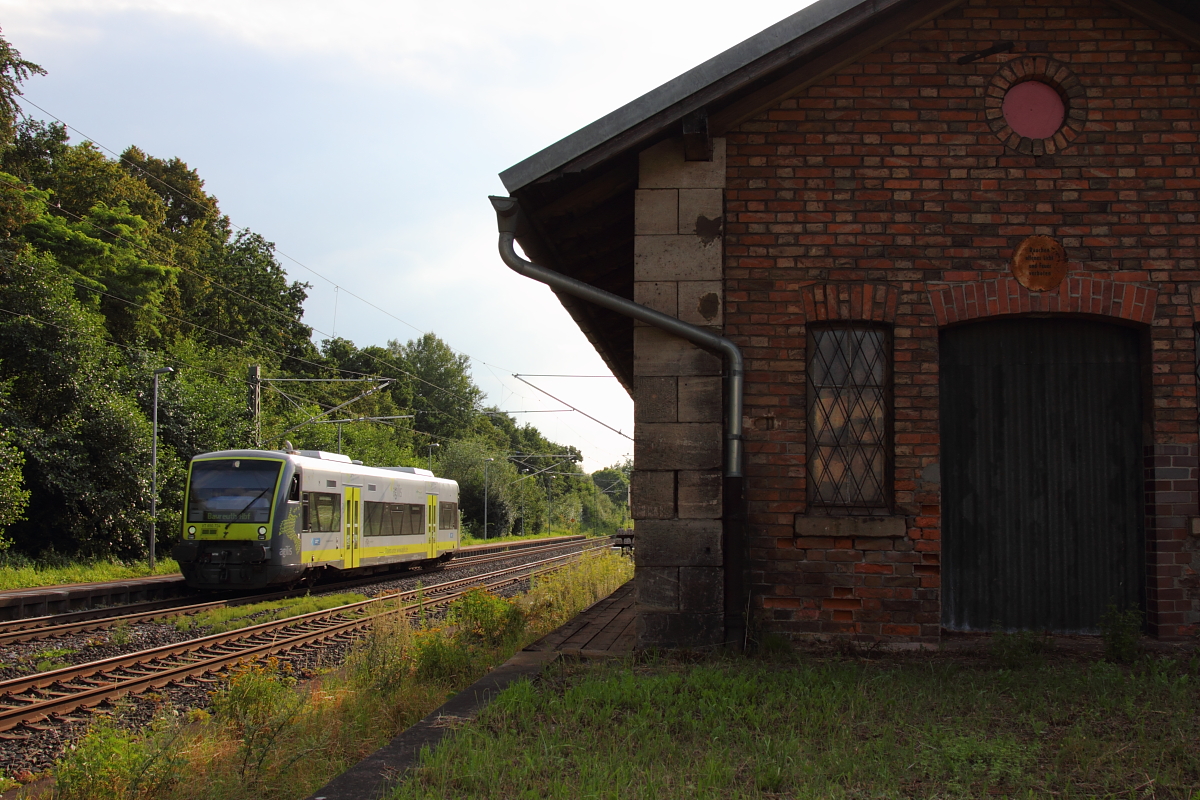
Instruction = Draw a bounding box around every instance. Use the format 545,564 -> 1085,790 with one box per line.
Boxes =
631,137 -> 727,648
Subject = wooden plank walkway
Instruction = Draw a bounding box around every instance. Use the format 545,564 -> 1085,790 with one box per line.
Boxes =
526,580 -> 636,657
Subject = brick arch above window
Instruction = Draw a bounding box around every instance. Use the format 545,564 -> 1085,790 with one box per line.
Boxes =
929,278 -> 1157,328
800,283 -> 899,324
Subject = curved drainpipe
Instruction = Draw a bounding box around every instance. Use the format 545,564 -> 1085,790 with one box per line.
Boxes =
491,194 -> 748,647
488,195 -> 744,479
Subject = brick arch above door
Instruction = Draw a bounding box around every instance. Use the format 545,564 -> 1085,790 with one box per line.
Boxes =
929,278 -> 1158,328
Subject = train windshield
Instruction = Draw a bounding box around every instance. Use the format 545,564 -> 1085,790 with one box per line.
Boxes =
187,459 -> 283,523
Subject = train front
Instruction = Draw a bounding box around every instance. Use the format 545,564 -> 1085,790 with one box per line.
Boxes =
172,450 -> 305,591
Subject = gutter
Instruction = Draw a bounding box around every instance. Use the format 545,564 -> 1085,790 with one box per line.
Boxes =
488,196 -> 743,479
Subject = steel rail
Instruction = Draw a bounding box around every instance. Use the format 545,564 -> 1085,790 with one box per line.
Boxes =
0,536 -> 599,645
0,543 -> 610,732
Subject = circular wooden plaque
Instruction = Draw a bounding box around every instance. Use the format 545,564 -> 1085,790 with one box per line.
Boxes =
1012,235 -> 1068,291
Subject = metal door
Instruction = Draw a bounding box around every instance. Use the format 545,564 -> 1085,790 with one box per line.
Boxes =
426,494 -> 438,559
345,486 -> 361,568
940,318 -> 1143,632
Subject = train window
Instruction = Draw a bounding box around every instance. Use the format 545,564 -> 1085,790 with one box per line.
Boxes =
288,474 -> 300,502
439,502 -> 459,530
188,459 -> 282,523
364,502 -> 425,536
304,492 -> 342,532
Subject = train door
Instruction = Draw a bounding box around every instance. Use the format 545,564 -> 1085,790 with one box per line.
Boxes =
426,494 -> 438,559
345,486 -> 361,568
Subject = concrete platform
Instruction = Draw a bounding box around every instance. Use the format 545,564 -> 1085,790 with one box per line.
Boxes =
0,574 -> 190,620
525,580 -> 636,657
307,579 -> 636,800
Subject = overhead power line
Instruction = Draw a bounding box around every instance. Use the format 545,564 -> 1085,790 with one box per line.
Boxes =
512,375 -> 633,441
9,101 -> 634,455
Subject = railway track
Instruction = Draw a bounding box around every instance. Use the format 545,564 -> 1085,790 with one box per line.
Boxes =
0,542 -> 610,735
0,536 -> 601,645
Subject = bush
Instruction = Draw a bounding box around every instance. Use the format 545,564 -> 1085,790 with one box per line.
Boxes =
447,589 -> 524,649
53,716 -> 183,800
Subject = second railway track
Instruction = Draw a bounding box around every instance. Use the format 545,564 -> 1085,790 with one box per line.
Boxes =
0,536 -> 604,646
0,541 -> 613,735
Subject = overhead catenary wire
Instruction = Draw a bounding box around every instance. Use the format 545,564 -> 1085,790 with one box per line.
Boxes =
8,101 -> 635,457
14,97 -> 631,434
0,305 -> 239,383
0,173 -> 484,415
512,375 -> 633,441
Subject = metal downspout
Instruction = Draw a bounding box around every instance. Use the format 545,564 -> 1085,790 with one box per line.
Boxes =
489,195 -> 747,648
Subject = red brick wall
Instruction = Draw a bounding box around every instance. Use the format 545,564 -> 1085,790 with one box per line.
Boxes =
724,0 -> 1200,641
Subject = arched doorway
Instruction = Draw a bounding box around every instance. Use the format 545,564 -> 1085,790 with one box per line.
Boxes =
940,317 -> 1144,633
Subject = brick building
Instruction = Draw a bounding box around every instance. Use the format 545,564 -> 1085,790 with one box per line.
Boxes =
494,0 -> 1200,647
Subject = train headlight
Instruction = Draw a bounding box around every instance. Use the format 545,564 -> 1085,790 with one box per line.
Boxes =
257,526 -> 268,539
187,526 -> 196,539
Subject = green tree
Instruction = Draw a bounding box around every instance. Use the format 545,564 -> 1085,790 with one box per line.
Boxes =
392,333 -> 483,444
0,29 -> 45,145
0,377 -> 28,544
0,251 -> 153,557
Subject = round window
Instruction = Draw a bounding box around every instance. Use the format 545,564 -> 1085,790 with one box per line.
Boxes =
1001,81 -> 1065,140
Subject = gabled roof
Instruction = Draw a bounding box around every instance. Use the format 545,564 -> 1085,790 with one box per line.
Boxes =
499,0 -> 1200,392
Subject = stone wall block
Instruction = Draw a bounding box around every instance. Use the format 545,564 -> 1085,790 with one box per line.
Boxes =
638,137 -> 727,189
635,519 -> 723,567
635,423 -> 722,471
635,189 -> 678,235
678,469 -> 723,518
634,235 -> 722,282
633,281 -> 678,319
636,611 -> 724,648
678,281 -> 724,327
679,566 -> 724,613
635,567 -> 680,611
678,188 -> 724,236
634,377 -> 677,422
631,470 -> 675,519
634,327 -> 722,377
678,376 -> 723,422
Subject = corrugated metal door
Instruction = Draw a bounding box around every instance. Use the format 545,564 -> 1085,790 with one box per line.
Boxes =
940,318 -> 1143,633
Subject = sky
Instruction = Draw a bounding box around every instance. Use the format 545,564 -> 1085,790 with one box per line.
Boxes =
0,0 -> 815,472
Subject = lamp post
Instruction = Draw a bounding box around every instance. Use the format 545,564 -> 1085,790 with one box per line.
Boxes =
483,458 -> 495,539
150,366 -> 174,571
427,442 -> 440,472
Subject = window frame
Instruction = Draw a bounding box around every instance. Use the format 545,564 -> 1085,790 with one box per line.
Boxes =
302,491 -> 343,532
805,322 -> 893,515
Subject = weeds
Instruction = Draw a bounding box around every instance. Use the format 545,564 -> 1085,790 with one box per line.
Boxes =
176,592 -> 367,634
52,715 -> 185,800
109,620 -> 132,647
49,549 -> 633,800
29,647 -> 74,673
1100,603 -> 1143,664
989,625 -> 1052,670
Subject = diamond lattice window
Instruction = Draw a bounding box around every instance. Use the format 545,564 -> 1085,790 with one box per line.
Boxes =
807,327 -> 890,511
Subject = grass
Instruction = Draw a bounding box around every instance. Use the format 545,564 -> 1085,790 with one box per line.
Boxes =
175,592 -> 369,634
461,529 -> 594,547
31,646 -> 75,673
388,650 -> 1200,800
43,549 -> 634,800
0,557 -> 180,591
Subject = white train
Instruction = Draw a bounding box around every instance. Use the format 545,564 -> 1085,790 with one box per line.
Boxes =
172,448 -> 460,590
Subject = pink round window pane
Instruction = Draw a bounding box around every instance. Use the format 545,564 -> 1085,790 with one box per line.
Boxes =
1002,81 -> 1065,139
